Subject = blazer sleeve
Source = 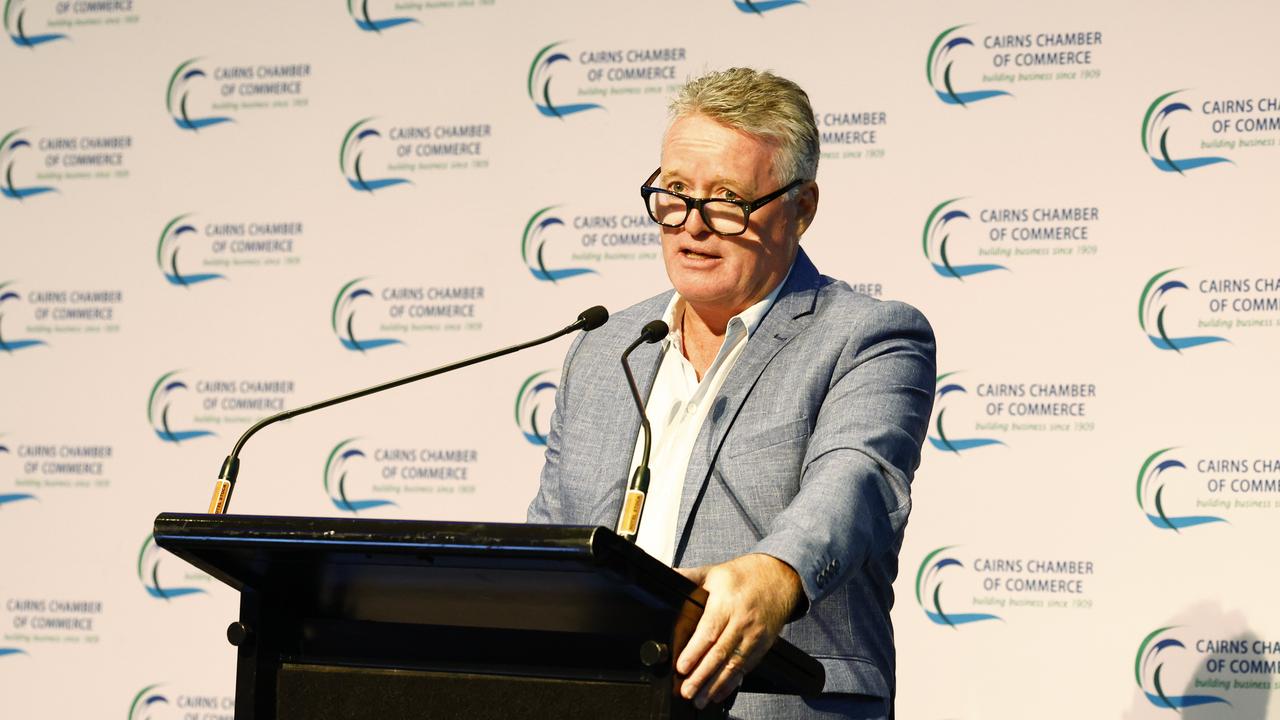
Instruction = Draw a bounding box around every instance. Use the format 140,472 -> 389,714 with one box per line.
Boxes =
749,299 -> 936,607
526,331 -> 588,524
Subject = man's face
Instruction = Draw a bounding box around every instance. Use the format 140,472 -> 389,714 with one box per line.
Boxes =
657,113 -> 815,319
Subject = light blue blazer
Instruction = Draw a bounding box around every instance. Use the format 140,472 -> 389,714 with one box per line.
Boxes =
528,248 -> 936,702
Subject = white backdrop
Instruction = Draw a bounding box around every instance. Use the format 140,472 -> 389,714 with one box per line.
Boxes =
2,1 -> 1278,717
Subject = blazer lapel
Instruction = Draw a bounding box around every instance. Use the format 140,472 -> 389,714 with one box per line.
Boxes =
672,250 -> 823,559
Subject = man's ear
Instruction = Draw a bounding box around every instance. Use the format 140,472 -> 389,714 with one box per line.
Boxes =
794,181 -> 819,237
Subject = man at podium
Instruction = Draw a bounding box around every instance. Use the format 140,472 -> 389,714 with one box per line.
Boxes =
528,68 -> 936,720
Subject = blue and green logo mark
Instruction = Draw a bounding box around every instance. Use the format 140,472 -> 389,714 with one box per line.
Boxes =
0,436 -> 37,509
166,59 -> 233,131
324,438 -> 395,513
929,372 -> 1005,453
128,684 -> 170,720
0,282 -> 47,353
1139,269 -> 1227,352
1135,627 -> 1231,711
1142,91 -> 1231,174
522,207 -> 596,283
528,42 -> 603,119
5,0 -> 66,47
138,534 -> 206,600
1137,448 -> 1226,532
347,0 -> 417,32
340,118 -> 410,193
332,278 -> 402,352
927,26 -> 1010,106
148,371 -> 215,443
2,128 -> 56,200
923,199 -> 1006,280
733,0 -> 804,13
916,546 -> 1001,627
157,215 -> 224,287
516,370 -> 557,446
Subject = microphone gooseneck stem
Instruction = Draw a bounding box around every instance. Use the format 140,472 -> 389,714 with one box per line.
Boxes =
616,319 -> 666,542
208,309 -> 605,514
622,339 -> 653,472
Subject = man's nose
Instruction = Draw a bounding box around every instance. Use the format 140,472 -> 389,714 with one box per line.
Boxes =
684,205 -> 712,238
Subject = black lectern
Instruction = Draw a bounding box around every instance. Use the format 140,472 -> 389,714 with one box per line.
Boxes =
153,513 -> 824,719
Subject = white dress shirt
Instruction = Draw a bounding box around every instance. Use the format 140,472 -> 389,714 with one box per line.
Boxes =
621,274 -> 790,566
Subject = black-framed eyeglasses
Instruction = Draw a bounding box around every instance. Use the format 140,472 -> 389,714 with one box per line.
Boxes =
639,168 -> 804,237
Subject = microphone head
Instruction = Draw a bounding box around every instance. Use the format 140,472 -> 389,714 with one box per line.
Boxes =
577,305 -> 610,331
640,320 -> 669,344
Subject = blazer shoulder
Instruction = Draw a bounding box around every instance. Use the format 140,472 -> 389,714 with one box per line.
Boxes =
813,279 -> 935,339
576,290 -> 674,351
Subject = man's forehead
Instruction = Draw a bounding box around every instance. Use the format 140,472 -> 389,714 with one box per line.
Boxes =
659,115 -> 781,187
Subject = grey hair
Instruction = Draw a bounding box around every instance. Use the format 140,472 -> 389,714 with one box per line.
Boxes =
668,67 -> 820,187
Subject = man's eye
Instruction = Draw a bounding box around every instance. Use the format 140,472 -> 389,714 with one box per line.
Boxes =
722,190 -> 739,201
669,182 -> 685,193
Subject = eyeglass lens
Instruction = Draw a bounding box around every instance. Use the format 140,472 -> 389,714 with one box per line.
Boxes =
647,192 -> 748,235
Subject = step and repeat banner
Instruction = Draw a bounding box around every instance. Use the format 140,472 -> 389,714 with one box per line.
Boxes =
2,0 -> 1278,717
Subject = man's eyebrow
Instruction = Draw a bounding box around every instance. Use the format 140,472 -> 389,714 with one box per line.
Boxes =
710,175 -> 756,195
658,171 -> 756,194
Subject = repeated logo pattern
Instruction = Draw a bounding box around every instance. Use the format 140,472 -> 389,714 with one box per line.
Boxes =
1134,627 -> 1231,711
1139,269 -> 1227,352
916,546 -> 1001,627
926,26 -> 1011,106
1142,91 -> 1231,174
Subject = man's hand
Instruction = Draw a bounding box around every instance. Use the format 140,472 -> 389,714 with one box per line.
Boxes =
674,553 -> 803,709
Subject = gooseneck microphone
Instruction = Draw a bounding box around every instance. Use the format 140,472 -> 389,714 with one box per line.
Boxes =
616,319 -> 669,542
207,305 -> 610,514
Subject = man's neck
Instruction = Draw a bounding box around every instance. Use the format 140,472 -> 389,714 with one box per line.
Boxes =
679,304 -> 727,381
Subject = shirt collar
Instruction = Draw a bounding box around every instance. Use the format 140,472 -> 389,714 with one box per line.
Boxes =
660,259 -> 796,351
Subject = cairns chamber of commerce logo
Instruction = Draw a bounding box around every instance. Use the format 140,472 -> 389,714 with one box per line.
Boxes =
929,372 -> 1005,454
916,546 -> 1001,628
331,278 -> 402,352
521,207 -> 597,283
515,370 -> 557,446
128,684 -> 171,720
927,26 -> 1011,107
1142,91 -> 1232,174
0,436 -> 37,509
137,534 -> 206,600
157,215 -> 224,287
922,199 -> 1007,280
347,0 -> 417,32
324,438 -> 395,513
147,371 -> 215,444
1137,448 -> 1226,532
0,282 -> 47,353
1135,627 -> 1231,711
1139,269 -> 1228,353
732,0 -> 805,13
527,42 -> 604,119
166,59 -> 233,132
1,128 -> 56,201
340,118 -> 410,193
4,0 -> 65,48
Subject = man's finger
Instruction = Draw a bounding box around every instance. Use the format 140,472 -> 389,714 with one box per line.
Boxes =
683,621 -> 743,704
702,644 -> 750,706
675,602 -> 728,676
